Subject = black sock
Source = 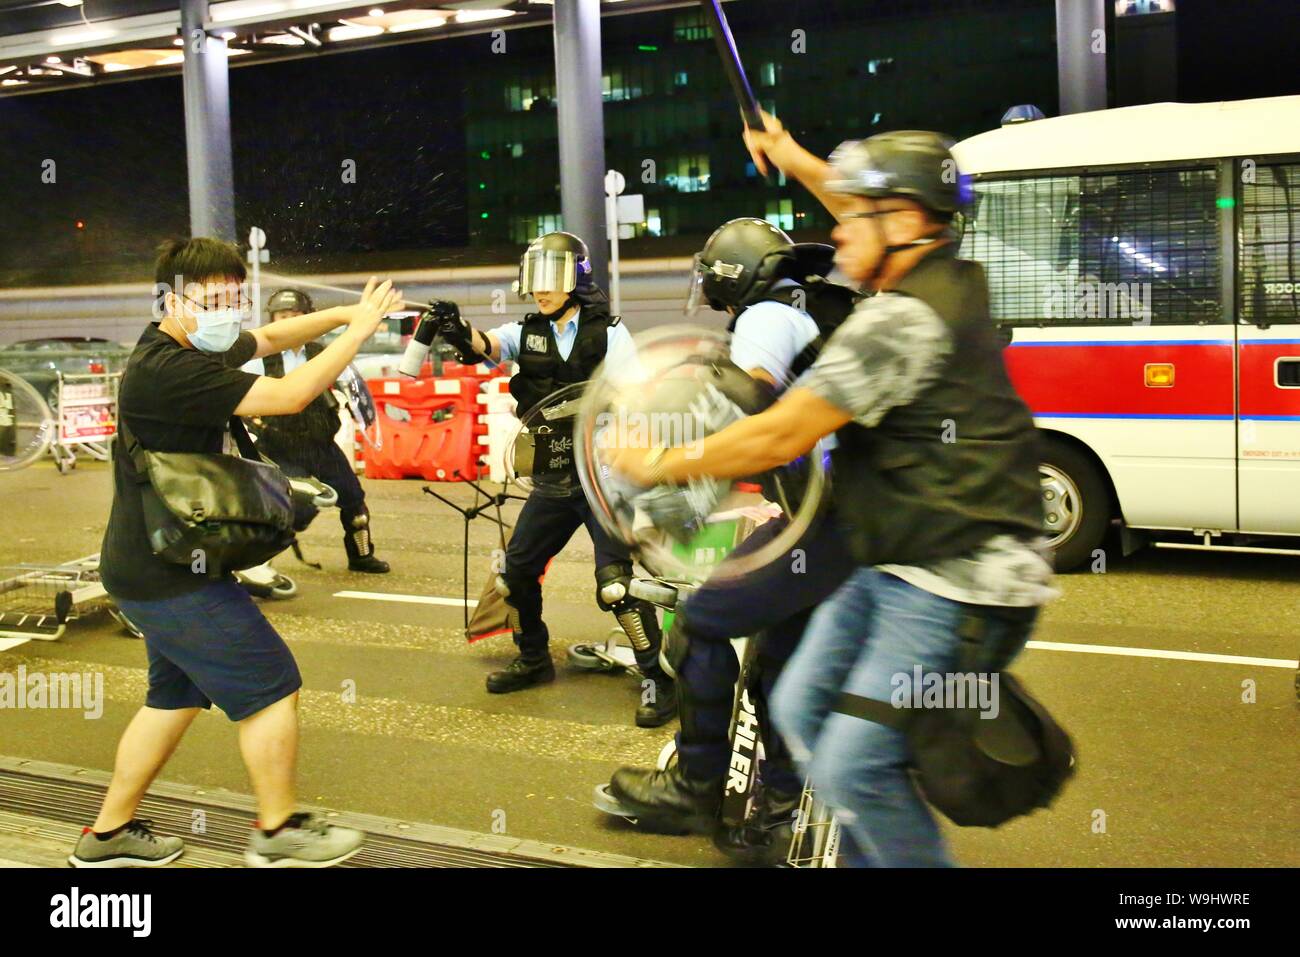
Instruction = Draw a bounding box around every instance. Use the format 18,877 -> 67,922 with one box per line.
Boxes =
261,813 -> 302,838
93,822 -> 130,841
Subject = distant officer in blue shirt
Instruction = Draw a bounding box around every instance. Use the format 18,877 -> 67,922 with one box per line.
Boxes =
430,232 -> 675,727
602,218 -> 861,863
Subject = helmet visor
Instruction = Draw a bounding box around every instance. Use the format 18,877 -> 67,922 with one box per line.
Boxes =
517,248 -> 578,297
684,253 -> 708,317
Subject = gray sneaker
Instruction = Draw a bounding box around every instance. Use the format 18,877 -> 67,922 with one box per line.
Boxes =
68,819 -> 185,868
244,813 -> 364,868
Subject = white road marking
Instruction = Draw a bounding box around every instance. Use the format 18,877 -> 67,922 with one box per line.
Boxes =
1025,640 -> 1296,669
334,590 -> 478,608
329,592 -> 1299,669
0,638 -> 31,652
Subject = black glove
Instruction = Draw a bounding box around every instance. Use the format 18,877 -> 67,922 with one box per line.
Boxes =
424,300 -> 480,363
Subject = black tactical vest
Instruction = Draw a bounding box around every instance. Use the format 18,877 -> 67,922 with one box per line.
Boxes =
258,342 -> 341,449
831,249 -> 1043,566
728,277 -> 862,381
508,303 -> 617,418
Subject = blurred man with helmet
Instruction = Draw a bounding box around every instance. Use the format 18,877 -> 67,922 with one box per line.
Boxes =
607,115 -> 1055,866
603,217 -> 861,863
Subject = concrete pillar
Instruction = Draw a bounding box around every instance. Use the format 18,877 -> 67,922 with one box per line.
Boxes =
180,0 -> 236,240
553,0 -> 609,288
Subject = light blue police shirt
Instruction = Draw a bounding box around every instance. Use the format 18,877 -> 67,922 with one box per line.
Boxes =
729,279 -> 820,384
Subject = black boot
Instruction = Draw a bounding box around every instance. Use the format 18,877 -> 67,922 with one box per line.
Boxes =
635,674 -> 677,728
606,764 -> 722,835
348,553 -> 390,573
612,594 -> 677,727
712,783 -> 801,866
486,654 -> 556,694
343,507 -> 389,573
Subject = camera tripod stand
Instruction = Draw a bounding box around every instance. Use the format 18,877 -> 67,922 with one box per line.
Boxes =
421,472 -> 529,638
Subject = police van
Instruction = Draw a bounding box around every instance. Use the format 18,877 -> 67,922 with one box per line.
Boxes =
952,95 -> 1300,569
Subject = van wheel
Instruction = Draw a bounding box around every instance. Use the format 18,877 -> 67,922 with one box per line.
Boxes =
1040,442 -> 1111,571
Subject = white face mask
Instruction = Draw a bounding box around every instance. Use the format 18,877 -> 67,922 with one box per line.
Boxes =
184,306 -> 248,353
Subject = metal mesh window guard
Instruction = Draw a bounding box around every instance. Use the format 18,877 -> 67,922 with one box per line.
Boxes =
960,168 -> 1221,326
1240,162 -> 1300,325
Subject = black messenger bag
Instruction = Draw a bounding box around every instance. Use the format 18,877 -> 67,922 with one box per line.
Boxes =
834,607 -> 1076,828
120,416 -> 296,578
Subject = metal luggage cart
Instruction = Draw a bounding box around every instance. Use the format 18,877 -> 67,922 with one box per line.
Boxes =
786,784 -> 841,869
50,371 -> 120,474
0,554 -> 140,642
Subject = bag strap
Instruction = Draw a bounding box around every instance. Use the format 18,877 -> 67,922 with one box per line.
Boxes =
831,609 -> 993,729
115,416 -> 152,485
117,414 -> 260,464
227,416 -> 261,461
833,692 -> 913,731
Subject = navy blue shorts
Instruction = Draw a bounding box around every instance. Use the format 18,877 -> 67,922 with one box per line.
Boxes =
114,578 -> 302,722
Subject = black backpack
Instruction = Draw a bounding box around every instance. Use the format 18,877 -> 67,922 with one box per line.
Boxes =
834,607 -> 1076,828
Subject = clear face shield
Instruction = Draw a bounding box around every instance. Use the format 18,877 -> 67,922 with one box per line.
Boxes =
515,248 -> 579,299
684,254 -> 746,317
684,253 -> 708,317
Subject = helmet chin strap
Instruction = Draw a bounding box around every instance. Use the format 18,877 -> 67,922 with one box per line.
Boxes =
883,236 -> 942,255
865,214 -> 944,285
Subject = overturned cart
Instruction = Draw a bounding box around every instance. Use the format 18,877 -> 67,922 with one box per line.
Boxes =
0,554 -> 140,642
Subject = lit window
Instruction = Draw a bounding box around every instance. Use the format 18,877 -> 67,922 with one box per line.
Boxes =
673,8 -> 711,42
1114,0 -> 1175,15
662,154 -> 711,193
765,198 -> 795,232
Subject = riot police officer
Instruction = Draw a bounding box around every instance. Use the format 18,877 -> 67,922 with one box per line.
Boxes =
604,218 -> 860,862
431,232 -> 676,727
244,288 -> 390,573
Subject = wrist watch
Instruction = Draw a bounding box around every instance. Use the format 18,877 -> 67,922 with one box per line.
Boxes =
643,444 -> 671,486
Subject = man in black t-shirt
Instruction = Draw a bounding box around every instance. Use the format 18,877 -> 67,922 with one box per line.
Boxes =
73,238 -> 402,869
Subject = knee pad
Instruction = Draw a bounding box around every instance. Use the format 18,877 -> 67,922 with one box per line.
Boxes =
342,505 -> 373,554
594,562 -> 633,612
597,563 -> 662,654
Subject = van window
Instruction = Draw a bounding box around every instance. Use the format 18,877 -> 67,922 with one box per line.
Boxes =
960,168 -> 1221,326
1240,161 -> 1300,325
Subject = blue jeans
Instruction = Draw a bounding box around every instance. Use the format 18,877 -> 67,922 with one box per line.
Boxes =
770,567 -> 1037,867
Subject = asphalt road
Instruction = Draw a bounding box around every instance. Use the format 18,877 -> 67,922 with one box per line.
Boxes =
1,457 -> 1296,867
